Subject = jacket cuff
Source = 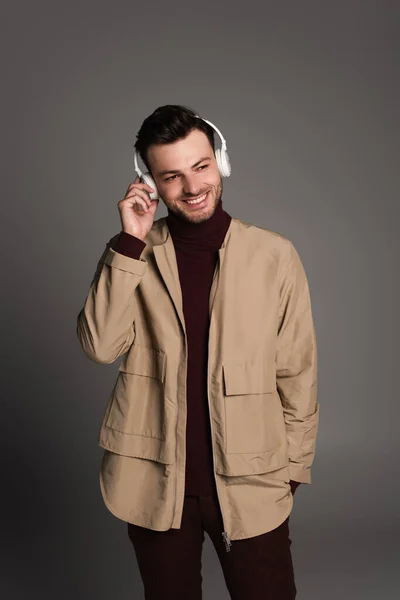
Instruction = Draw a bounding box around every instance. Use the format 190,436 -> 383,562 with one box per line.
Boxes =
288,463 -> 312,484
103,247 -> 147,274
112,231 -> 146,259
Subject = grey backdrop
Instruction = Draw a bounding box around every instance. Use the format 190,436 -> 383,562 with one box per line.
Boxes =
2,0 -> 399,598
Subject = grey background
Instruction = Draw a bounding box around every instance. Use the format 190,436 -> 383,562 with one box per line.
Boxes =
1,0 -> 399,598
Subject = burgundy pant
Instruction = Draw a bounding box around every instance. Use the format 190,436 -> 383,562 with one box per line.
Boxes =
127,493 -> 297,599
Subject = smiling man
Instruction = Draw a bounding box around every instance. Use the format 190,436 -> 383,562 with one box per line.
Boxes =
147,127 -> 223,223
77,104 -> 319,599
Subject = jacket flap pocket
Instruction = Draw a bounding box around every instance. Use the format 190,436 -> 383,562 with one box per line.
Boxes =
215,444 -> 289,477
222,359 -> 276,395
98,426 -> 175,464
119,345 -> 165,382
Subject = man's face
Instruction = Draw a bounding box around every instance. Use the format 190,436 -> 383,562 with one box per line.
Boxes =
147,128 -> 223,224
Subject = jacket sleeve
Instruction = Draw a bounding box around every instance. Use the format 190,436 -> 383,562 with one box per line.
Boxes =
275,239 -> 319,484
76,232 -> 147,364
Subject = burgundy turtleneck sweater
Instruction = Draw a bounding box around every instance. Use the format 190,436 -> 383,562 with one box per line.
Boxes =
110,199 -> 301,497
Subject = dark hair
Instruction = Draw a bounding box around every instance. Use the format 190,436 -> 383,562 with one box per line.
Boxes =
134,104 -> 215,174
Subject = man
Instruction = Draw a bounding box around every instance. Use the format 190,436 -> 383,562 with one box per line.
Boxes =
76,105 -> 319,599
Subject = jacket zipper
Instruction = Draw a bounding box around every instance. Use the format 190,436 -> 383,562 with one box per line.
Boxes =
208,256 -> 232,553
222,532 -> 232,552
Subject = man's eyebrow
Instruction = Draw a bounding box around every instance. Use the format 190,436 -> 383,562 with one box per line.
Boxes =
158,156 -> 212,176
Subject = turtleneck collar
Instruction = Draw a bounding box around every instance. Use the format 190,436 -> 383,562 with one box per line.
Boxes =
166,197 -> 232,251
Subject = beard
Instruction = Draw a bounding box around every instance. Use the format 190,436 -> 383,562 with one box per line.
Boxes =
163,178 -> 224,224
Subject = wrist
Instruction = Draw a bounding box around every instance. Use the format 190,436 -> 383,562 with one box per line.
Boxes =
123,230 -> 145,241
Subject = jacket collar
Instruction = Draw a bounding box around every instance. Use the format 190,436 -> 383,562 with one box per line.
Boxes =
150,213 -> 235,250
148,217 -> 237,335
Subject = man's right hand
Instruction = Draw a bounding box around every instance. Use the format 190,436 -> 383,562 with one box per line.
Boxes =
117,176 -> 159,241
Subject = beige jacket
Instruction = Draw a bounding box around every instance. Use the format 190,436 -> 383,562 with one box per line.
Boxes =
76,216 -> 319,550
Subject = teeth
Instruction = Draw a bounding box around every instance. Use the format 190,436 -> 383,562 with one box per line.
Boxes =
186,192 -> 207,205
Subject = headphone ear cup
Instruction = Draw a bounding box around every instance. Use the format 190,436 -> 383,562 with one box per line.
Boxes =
215,148 -> 231,177
141,172 -> 160,200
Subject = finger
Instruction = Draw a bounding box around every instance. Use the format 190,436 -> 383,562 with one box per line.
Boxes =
119,191 -> 147,212
134,182 -> 155,192
125,176 -> 140,196
124,184 -> 152,205
129,191 -> 151,212
132,188 -> 153,208
126,183 -> 155,197
136,187 -> 157,207
125,176 -> 141,193
130,175 -> 154,190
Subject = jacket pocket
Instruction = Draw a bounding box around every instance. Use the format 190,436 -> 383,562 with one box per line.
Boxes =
222,358 -> 286,456
105,344 -> 171,441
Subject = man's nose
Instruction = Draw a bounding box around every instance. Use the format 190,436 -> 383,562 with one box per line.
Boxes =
183,174 -> 201,195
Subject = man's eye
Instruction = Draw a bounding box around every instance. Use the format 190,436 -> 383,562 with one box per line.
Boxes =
165,165 -> 208,182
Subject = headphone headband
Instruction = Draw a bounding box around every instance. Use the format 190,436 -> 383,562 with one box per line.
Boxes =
195,115 -> 227,148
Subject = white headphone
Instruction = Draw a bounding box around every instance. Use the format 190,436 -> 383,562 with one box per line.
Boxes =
133,115 -> 231,200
